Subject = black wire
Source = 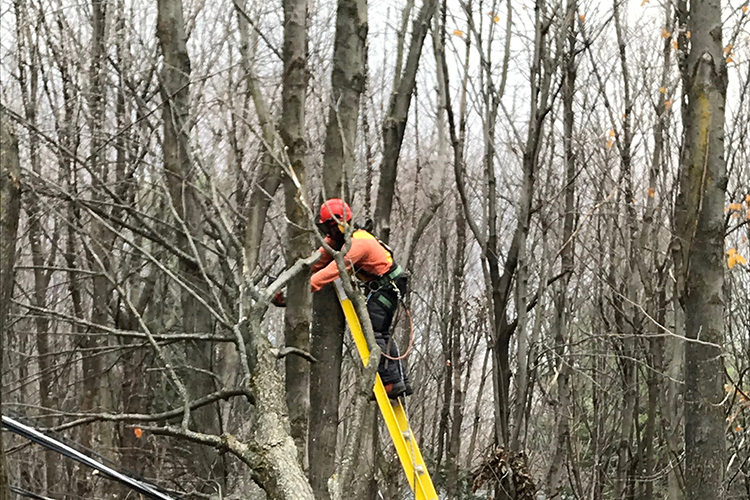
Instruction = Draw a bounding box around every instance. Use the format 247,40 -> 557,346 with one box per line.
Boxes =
4,409 -> 120,470
2,415 -> 183,500
10,485 -> 55,500
4,409 -> 177,498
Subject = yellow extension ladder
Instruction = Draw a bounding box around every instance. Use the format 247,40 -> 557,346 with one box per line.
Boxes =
333,279 -> 439,500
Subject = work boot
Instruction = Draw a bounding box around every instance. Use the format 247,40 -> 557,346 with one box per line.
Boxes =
384,380 -> 407,400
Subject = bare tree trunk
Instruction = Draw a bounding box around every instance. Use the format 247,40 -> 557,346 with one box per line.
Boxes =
309,286 -> 343,495
361,50 -> 375,218
500,0 -> 552,451
546,5 -> 575,496
111,0 -> 150,476
82,6 -> 117,497
236,0 -> 282,273
350,406 -> 379,500
281,0 -> 312,470
243,311 -> 317,500
14,2 -> 59,491
446,192 -> 467,499
51,15 -> 87,491
373,0 -> 437,242
435,7 -> 471,492
321,0 -> 367,200
665,283 -> 685,500
676,0 -> 728,498
667,9 -> 689,493
156,0 -> 224,486
0,114 -> 22,500
436,218 -> 451,470
612,3 -> 640,497
466,348 -> 489,468
639,6 -> 672,499
309,0 -> 367,493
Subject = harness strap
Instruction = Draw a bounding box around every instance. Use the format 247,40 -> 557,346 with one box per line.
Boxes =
374,264 -> 403,288
377,293 -> 394,309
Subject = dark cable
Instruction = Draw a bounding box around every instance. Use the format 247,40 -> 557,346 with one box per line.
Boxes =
5,409 -> 125,474
2,415 -> 181,500
10,485 -> 55,500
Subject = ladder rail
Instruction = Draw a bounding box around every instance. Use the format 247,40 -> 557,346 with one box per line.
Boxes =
333,279 -> 439,500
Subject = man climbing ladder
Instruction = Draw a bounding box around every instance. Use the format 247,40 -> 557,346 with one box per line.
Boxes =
271,198 -> 413,398
310,198 -> 413,399
273,198 -> 437,498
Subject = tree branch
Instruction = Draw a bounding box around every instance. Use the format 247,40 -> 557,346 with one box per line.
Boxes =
272,346 -> 318,363
48,389 -> 253,433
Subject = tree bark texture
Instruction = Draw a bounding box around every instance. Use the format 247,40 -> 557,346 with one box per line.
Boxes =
281,0 -> 312,470
373,0 -> 437,242
436,221 -> 451,470
309,0 -> 367,493
546,2 -> 575,495
236,0 -> 283,274
82,5 -> 117,496
321,0 -> 367,199
677,0 -> 728,498
243,314 -> 316,500
323,248 -> 382,500
14,1 -> 60,490
612,4 -> 641,497
309,286 -> 344,498
0,114 -> 21,500
446,193 -> 467,498
350,405 -> 379,500
156,0 -> 224,484
491,0 -> 551,450
640,6 -> 672,499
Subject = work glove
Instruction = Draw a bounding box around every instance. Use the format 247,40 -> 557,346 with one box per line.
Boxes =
271,291 -> 286,307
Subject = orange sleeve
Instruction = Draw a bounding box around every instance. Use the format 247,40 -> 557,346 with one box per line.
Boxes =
311,250 -> 331,272
310,239 -> 368,292
311,236 -> 335,273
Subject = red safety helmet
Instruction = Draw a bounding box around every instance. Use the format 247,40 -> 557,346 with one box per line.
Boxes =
319,198 -> 352,224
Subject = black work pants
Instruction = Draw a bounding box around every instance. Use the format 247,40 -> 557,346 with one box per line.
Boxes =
366,279 -> 409,386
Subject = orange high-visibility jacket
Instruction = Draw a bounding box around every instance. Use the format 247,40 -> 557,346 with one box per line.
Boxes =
310,229 -> 393,292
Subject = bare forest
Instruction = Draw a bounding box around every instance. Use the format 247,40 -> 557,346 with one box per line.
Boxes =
0,0 -> 748,499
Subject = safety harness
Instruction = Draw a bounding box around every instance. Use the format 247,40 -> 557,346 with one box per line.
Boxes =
352,230 -> 414,364
349,228 -> 405,309
369,263 -> 404,309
